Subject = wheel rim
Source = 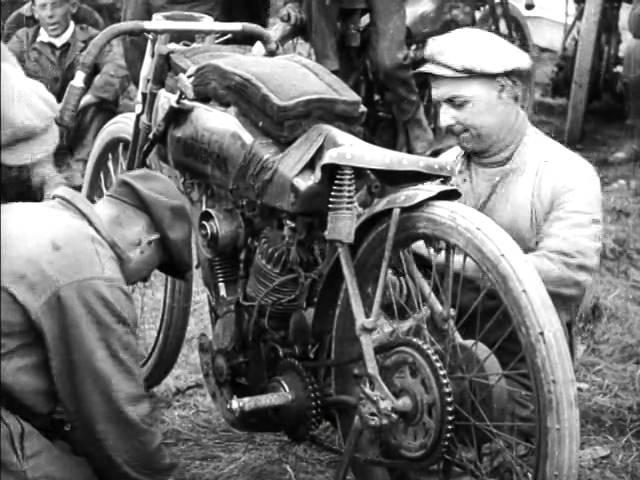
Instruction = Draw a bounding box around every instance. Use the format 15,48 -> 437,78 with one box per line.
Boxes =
332,213 -> 549,478
84,135 -> 168,367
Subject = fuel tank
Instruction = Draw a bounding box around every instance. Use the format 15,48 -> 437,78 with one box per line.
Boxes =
152,89 -> 327,212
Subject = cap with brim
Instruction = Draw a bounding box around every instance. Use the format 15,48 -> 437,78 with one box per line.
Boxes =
415,61 -> 471,78
105,169 -> 193,279
415,27 -> 533,78
1,123 -> 59,166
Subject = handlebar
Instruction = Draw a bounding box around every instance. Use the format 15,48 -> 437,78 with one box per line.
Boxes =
56,20 -> 278,130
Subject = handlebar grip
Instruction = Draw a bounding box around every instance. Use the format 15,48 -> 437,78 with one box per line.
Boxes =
56,80 -> 87,131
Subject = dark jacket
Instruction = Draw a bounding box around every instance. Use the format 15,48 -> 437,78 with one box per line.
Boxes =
2,2 -> 104,43
7,23 -> 128,103
0,189 -> 174,480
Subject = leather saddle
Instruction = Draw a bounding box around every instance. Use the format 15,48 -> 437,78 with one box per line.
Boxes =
169,46 -> 366,143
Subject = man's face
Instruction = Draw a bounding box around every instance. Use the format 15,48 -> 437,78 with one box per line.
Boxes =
430,76 -> 519,154
32,0 -> 77,38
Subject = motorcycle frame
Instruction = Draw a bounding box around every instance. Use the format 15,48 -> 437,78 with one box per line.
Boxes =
56,18 -> 457,427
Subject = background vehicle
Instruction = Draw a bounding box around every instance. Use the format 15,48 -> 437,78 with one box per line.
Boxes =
64,15 -> 579,479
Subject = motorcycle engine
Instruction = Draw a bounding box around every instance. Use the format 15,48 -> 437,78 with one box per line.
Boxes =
245,226 -> 316,332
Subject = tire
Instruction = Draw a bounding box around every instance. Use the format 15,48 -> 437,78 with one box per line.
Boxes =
330,201 -> 579,479
82,112 -> 193,390
477,1 -> 537,113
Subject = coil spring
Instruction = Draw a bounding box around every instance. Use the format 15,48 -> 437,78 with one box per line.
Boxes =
210,254 -> 238,285
326,166 -> 357,243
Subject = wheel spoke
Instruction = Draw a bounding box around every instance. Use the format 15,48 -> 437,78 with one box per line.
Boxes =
371,208 -> 400,322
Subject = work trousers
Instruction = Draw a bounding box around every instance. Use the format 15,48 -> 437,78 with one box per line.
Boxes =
305,0 -> 422,122
1,407 -> 96,480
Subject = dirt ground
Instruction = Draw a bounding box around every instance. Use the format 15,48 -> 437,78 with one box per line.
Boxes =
149,66 -> 640,479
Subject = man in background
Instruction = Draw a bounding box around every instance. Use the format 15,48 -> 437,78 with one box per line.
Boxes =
2,0 -> 103,42
8,0 -> 129,189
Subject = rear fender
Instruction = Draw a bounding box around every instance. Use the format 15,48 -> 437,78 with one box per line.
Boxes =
310,182 -> 459,341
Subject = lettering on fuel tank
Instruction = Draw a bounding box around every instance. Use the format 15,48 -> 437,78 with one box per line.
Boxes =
172,136 -> 229,178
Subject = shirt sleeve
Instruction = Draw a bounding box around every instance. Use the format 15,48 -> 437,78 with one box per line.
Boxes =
526,159 -> 603,300
35,278 -> 175,480
6,28 -> 28,66
89,36 -> 130,103
1,43 -> 59,149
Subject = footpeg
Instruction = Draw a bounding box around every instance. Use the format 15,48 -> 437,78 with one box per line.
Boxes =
227,391 -> 294,416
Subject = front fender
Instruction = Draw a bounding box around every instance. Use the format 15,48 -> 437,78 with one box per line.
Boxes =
357,181 -> 460,226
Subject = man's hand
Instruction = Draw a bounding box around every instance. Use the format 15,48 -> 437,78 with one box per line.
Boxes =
278,2 -> 305,27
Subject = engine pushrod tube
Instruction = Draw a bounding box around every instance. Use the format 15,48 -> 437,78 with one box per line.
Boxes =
227,391 -> 294,415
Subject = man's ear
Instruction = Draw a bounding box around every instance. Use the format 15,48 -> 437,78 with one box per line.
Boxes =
495,75 -> 520,103
69,0 -> 79,15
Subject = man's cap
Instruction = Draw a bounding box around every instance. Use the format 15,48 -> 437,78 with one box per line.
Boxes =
106,169 -> 193,279
415,27 -> 533,78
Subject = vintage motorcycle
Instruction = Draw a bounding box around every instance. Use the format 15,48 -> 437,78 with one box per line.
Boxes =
62,13 -> 578,480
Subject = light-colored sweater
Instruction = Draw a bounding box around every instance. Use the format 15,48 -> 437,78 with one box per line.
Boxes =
449,120 -> 603,323
1,42 -> 59,166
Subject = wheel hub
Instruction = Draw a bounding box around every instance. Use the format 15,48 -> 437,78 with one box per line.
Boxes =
376,338 -> 454,464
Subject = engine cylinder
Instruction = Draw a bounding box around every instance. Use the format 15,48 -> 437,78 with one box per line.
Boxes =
245,229 -> 302,323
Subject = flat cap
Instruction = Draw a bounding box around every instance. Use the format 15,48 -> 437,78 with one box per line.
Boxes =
415,27 -> 532,77
106,169 -> 193,279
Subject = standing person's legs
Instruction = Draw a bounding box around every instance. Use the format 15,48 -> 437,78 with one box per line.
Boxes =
367,0 -> 433,154
612,37 -> 640,164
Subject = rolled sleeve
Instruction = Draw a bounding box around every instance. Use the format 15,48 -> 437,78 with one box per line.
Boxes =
527,161 -> 603,300
35,279 -> 175,480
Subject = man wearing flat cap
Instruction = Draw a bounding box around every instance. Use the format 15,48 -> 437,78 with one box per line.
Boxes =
1,169 -> 192,479
408,26 -> 602,473
417,27 -> 603,328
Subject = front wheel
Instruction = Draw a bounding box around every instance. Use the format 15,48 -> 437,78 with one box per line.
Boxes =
330,201 -> 578,479
82,112 -> 193,390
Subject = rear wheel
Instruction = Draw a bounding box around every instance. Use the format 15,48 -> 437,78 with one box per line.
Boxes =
82,112 -> 193,390
330,201 -> 578,479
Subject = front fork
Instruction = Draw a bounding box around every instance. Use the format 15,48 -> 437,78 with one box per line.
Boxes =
330,204 -> 453,427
